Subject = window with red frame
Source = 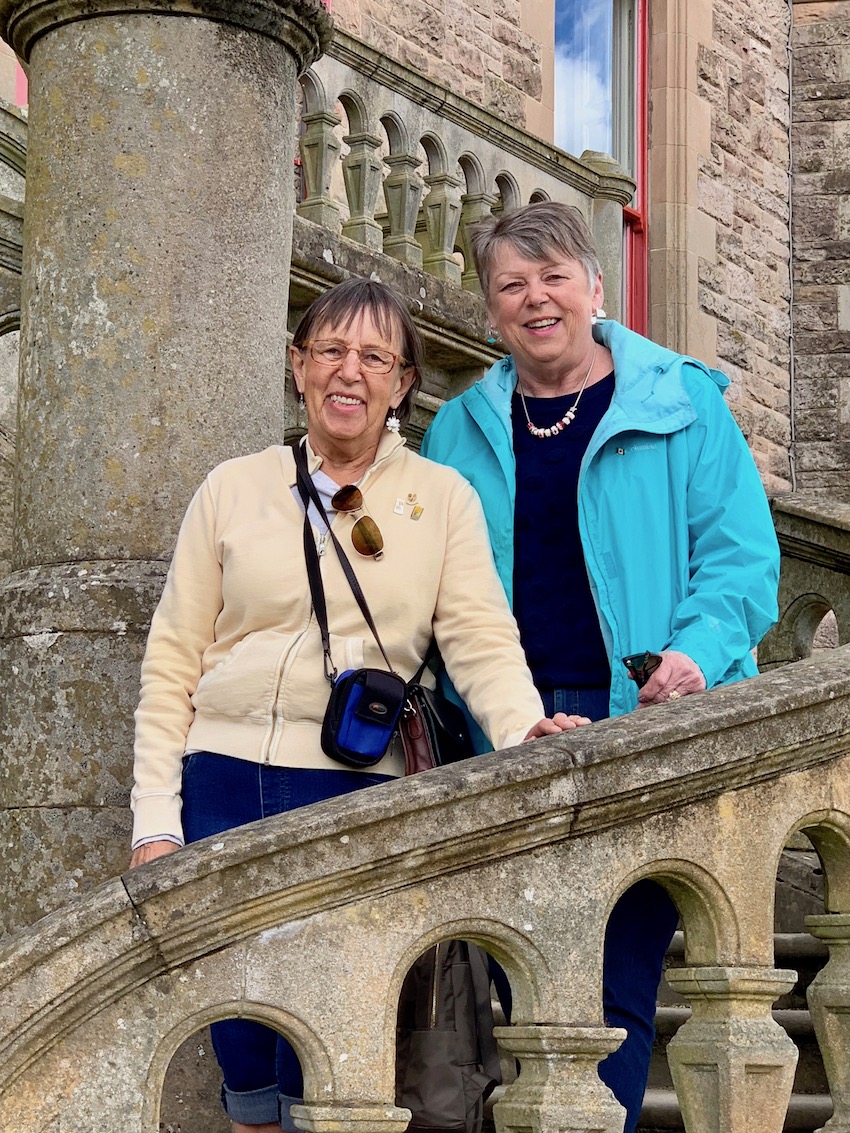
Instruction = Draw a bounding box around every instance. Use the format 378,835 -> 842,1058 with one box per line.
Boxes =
554,0 -> 648,334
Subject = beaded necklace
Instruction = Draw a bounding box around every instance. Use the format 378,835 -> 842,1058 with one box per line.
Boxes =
516,352 -> 595,438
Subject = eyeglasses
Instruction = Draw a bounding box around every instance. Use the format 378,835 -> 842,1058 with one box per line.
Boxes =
332,484 -> 384,559
305,339 -> 406,375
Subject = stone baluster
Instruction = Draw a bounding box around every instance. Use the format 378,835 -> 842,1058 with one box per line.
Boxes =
0,0 -> 330,932
666,967 -> 799,1133
341,129 -> 384,249
806,914 -> 850,1132
421,170 -> 463,285
458,190 -> 497,293
492,1025 -> 627,1133
298,108 -> 342,230
381,152 -> 425,267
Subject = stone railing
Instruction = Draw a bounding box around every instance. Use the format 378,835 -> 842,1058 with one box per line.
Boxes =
1,648 -> 849,1133
298,31 -> 635,305
759,494 -> 850,668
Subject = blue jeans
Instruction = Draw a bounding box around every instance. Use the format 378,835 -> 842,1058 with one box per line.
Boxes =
539,689 -> 679,1133
182,753 -> 394,1128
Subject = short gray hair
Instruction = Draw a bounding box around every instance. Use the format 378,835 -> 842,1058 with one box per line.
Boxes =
471,201 -> 601,298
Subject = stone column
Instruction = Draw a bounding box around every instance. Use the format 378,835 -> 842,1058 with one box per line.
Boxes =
666,967 -> 799,1133
493,1025 -> 627,1133
0,0 -> 331,933
806,914 -> 850,1133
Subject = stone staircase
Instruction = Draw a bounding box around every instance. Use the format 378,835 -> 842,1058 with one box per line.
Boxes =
639,842 -> 832,1132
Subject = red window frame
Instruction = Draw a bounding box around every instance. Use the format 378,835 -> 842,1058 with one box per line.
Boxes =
622,0 -> 647,335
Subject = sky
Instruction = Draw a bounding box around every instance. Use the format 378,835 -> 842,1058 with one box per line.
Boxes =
554,0 -> 613,159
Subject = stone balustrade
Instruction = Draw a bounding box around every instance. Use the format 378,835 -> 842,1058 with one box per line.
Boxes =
759,494 -> 850,667
1,647 -> 849,1132
299,31 -> 635,308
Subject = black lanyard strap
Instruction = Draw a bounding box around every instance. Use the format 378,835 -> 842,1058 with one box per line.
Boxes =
294,440 -> 396,681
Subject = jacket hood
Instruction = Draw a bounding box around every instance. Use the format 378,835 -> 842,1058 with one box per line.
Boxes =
468,320 -> 729,437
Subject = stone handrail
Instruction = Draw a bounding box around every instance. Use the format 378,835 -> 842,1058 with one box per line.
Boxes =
298,31 -> 635,307
759,494 -> 850,667
1,648 -> 849,1132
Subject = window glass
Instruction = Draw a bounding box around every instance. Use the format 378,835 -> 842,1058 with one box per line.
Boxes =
554,0 -> 636,179
554,3 -> 614,159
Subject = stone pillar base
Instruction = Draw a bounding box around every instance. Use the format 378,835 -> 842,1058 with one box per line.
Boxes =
493,1025 -> 627,1133
290,1103 -> 412,1133
807,915 -> 850,1133
666,967 -> 799,1133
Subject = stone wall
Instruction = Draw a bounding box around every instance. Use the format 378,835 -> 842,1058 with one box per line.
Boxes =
0,329 -> 17,577
328,0 -> 552,137
694,0 -> 793,492
791,0 -> 850,494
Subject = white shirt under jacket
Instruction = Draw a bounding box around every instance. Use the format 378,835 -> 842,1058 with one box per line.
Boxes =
130,433 -> 546,845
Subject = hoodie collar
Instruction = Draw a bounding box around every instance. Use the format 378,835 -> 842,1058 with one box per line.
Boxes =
473,320 -> 728,434
286,430 -> 407,486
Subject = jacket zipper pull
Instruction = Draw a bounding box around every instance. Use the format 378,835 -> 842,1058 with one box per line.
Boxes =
317,532 -> 327,557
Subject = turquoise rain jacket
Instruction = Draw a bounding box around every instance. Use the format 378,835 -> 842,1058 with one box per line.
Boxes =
421,318 -> 780,729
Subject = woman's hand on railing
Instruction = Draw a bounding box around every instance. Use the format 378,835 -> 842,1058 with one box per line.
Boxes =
637,649 -> 706,707
129,840 -> 181,869
523,713 -> 591,741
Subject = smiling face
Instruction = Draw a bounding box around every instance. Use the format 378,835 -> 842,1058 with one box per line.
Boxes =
486,242 -> 604,388
290,310 -> 415,466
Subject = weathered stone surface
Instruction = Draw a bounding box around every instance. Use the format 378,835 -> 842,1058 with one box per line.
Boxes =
0,650 -> 849,1128
0,0 -> 332,938
329,0 -> 546,134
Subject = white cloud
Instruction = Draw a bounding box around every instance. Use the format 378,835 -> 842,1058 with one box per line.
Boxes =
554,43 -> 612,158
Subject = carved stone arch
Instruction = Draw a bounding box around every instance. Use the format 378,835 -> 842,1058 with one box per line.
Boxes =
143,998 -> 335,1130
494,171 -> 521,216
390,916 -> 551,1025
793,811 -> 850,913
529,189 -> 550,204
299,68 -> 330,115
337,89 -> 371,138
456,155 -> 496,293
458,153 -> 486,197
0,309 -> 20,335
420,132 -> 449,178
380,112 -> 410,157
785,592 -> 833,660
609,858 -> 741,968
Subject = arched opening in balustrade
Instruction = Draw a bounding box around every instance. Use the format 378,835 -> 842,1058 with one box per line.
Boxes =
529,189 -> 550,204
493,172 -> 521,218
376,113 -> 424,267
394,922 -> 549,1125
155,1005 -> 319,1133
770,810 -> 850,1129
776,592 -> 836,663
598,861 -> 741,1128
457,153 -> 491,291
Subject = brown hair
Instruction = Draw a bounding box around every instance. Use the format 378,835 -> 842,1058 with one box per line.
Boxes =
291,277 -> 424,425
471,201 -> 601,298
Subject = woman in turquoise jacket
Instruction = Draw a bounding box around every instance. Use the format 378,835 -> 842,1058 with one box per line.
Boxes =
421,201 -> 779,1132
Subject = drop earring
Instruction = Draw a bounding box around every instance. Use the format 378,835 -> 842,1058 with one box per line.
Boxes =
591,307 -> 607,326
385,410 -> 401,434
296,389 -> 306,427
486,326 -> 499,345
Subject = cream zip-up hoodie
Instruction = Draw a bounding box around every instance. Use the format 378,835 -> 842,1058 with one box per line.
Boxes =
131,434 -> 545,844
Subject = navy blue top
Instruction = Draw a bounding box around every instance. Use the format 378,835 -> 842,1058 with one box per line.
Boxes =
511,373 -> 615,690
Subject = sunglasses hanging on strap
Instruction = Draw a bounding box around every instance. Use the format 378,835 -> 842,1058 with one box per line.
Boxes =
294,440 -> 407,768
294,440 -> 473,775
